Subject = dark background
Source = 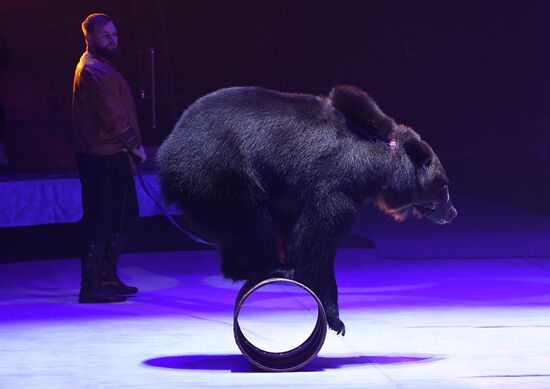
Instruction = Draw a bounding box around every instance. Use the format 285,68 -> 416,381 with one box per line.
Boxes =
1,0 -> 549,214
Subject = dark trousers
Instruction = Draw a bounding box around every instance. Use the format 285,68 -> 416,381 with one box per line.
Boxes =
75,152 -> 139,250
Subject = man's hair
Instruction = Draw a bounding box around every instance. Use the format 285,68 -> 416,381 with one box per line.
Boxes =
81,13 -> 112,37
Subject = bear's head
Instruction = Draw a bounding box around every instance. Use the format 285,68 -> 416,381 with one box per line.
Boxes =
376,125 -> 457,225
328,85 -> 456,225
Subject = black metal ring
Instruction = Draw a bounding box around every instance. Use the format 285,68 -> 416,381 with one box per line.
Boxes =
233,278 -> 328,372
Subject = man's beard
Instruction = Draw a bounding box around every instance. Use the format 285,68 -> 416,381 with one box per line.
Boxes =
94,45 -> 120,62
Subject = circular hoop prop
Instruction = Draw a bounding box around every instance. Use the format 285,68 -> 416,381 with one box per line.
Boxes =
233,278 -> 328,372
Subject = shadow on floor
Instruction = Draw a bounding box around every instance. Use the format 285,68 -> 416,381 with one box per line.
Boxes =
143,353 -> 443,373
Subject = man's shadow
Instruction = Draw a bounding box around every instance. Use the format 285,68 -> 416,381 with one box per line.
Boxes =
143,354 -> 443,373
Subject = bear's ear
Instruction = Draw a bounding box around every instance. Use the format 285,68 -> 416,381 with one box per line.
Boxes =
329,85 -> 395,141
404,138 -> 432,167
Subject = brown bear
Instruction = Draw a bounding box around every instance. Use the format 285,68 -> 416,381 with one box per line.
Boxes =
157,85 -> 457,335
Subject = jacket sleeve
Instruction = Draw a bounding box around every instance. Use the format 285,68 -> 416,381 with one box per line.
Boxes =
80,67 -> 141,149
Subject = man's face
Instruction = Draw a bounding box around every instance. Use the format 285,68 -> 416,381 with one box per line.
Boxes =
88,21 -> 119,61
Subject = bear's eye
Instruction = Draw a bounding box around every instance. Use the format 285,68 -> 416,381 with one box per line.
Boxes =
415,204 -> 435,216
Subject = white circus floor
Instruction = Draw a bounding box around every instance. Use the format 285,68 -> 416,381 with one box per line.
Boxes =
1,247 -> 550,388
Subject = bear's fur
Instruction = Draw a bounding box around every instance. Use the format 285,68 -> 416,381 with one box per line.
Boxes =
157,85 -> 456,335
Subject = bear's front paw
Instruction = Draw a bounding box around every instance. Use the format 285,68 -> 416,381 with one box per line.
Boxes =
327,316 -> 346,336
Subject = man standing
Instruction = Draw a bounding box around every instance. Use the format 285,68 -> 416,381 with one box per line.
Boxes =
72,13 -> 146,303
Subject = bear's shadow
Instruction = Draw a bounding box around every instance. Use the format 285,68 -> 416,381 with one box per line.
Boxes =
143,354 -> 443,373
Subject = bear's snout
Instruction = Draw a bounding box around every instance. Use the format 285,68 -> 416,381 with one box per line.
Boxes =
442,205 -> 458,224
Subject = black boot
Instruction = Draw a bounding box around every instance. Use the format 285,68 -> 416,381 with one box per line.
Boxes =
101,233 -> 139,296
79,242 -> 126,303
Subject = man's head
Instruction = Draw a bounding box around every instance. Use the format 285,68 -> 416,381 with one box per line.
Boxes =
81,13 -> 119,61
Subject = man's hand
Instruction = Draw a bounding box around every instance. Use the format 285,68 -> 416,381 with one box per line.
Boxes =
130,145 -> 147,163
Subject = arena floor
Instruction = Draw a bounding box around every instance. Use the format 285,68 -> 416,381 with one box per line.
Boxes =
2,244 -> 550,388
